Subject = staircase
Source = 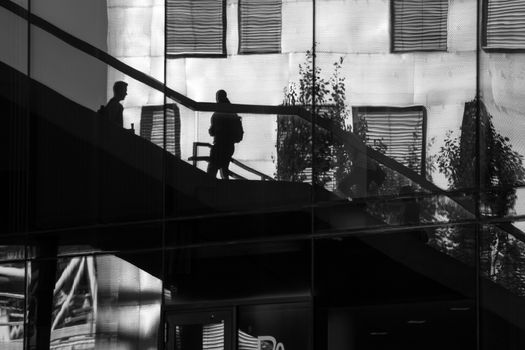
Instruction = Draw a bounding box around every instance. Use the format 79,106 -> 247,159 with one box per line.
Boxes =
2,1 -> 525,348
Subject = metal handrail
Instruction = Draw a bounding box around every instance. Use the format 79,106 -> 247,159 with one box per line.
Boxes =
189,142 -> 275,181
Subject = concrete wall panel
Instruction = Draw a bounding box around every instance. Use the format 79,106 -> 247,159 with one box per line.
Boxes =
448,0 -> 477,52
317,0 -> 390,54
32,0 -> 107,52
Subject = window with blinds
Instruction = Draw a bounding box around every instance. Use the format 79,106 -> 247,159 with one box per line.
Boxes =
239,0 -> 282,54
391,0 -> 448,52
140,104 -> 181,157
484,0 -> 525,50
353,106 -> 426,175
167,0 -> 226,57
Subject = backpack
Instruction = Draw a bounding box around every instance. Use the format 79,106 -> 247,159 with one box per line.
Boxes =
97,104 -> 107,118
232,115 -> 244,143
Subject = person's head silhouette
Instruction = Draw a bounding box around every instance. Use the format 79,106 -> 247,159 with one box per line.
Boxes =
216,89 -> 230,104
113,81 -> 128,102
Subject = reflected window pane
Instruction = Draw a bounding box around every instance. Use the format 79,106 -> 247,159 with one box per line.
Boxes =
28,252 -> 162,350
0,262 -> 25,350
166,0 -> 226,57
353,106 -> 426,175
484,0 -> 525,50
50,257 -> 96,349
175,322 -> 225,350
141,104 -> 181,157
168,310 -> 232,350
239,0 -> 282,54
96,254 -> 162,349
392,0 -> 448,52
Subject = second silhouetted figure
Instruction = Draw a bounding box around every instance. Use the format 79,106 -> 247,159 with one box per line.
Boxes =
207,90 -> 244,179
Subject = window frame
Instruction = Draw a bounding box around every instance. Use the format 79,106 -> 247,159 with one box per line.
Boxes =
237,0 -> 282,55
390,0 -> 449,53
352,105 -> 427,176
140,104 -> 181,157
481,0 -> 525,52
166,0 -> 227,59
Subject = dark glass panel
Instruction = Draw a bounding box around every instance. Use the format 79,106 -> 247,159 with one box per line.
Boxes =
164,240 -> 311,306
165,207 -> 311,247
317,301 -> 475,350
30,22 -> 165,229
480,224 -> 525,349
1,2 -> 28,234
238,303 -> 311,350
315,227 -> 476,350
27,222 -> 162,258
166,309 -> 233,350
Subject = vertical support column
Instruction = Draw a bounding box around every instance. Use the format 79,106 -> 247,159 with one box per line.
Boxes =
27,244 -> 57,350
475,0 -> 482,349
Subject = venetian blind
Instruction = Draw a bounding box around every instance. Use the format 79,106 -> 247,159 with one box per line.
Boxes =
485,0 -> 525,49
355,107 -> 425,174
239,0 -> 282,54
167,0 -> 225,56
238,330 -> 259,350
203,323 -> 224,350
140,105 -> 181,157
392,0 -> 448,52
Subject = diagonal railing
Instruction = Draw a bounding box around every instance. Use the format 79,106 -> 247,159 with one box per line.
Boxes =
189,142 -> 275,181
2,0 -> 524,242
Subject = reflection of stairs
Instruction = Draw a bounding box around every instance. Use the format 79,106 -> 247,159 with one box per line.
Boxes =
2,57 -> 525,339
0,60 -> 336,230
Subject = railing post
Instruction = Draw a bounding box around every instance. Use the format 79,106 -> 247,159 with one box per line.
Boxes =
192,142 -> 198,167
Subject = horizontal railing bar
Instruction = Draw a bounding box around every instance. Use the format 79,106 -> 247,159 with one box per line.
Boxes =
230,159 -> 274,181
189,145 -> 274,180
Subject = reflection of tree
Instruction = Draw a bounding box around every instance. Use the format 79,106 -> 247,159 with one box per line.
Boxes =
437,100 -> 525,214
277,52 -> 431,199
276,51 -> 351,188
435,99 -> 525,295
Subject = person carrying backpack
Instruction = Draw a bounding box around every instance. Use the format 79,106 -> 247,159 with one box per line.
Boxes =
207,89 -> 243,179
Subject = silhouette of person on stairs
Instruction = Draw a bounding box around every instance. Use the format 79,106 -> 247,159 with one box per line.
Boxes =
207,90 -> 243,179
104,81 -> 128,128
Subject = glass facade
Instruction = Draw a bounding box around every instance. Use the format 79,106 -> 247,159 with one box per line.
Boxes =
2,0 -> 525,349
